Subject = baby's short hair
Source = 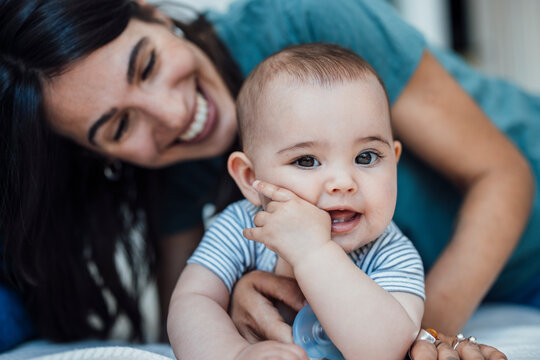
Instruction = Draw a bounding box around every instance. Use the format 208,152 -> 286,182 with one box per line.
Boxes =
236,43 -> 390,152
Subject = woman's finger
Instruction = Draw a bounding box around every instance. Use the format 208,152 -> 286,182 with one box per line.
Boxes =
479,344 -> 507,360
230,271 -> 305,343
435,340 -> 460,360
456,339 -> 484,359
263,317 -> 296,344
238,325 -> 264,344
253,273 -> 305,312
253,180 -> 294,202
409,339 -> 437,360
428,332 -> 508,360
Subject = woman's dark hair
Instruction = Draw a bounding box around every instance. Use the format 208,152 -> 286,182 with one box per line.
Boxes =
0,0 -> 242,342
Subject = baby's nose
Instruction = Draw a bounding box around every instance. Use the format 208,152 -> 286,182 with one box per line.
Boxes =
325,172 -> 358,194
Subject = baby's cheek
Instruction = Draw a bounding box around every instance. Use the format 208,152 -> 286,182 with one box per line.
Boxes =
279,180 -> 319,204
368,188 -> 397,228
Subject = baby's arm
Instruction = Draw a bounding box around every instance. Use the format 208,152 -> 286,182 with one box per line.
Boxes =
295,243 -> 423,359
167,263 -> 307,360
245,181 -> 422,360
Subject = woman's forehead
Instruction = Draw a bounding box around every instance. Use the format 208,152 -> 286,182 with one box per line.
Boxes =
43,20 -> 159,140
43,43 -> 126,139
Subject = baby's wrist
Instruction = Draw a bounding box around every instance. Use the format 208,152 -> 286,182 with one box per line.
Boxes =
292,240 -> 342,276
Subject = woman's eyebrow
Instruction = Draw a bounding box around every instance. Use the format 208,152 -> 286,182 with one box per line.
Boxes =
127,37 -> 148,84
88,107 -> 118,146
87,38 -> 149,146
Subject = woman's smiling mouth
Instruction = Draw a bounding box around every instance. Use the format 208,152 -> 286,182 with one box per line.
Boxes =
176,84 -> 217,144
179,91 -> 208,141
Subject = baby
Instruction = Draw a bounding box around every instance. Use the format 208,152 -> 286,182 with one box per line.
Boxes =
168,43 -> 424,360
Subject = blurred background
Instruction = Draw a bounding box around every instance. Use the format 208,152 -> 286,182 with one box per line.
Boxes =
151,0 -> 540,93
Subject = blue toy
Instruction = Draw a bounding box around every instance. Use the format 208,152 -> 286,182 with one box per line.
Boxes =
292,305 -> 344,360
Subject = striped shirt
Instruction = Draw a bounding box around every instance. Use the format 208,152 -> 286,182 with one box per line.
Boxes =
188,200 -> 425,299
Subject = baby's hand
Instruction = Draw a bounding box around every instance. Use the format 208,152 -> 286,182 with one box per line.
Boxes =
235,341 -> 308,360
243,180 -> 331,267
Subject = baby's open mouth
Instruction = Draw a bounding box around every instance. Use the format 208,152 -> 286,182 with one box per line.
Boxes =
328,210 -> 361,234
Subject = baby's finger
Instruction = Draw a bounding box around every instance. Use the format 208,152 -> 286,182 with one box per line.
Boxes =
253,211 -> 270,227
253,180 -> 294,202
243,226 -> 265,243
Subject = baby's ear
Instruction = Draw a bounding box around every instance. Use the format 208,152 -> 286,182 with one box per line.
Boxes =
227,151 -> 262,206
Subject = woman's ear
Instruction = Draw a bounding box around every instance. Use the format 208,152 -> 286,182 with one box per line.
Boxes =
227,151 -> 262,206
393,140 -> 402,163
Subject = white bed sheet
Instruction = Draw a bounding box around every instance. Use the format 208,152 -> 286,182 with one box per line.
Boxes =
1,304 -> 539,360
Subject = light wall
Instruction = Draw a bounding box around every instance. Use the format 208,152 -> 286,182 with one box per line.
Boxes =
151,0 -> 540,93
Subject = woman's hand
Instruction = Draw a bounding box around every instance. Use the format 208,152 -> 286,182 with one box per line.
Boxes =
230,270 -> 305,344
409,330 -> 507,360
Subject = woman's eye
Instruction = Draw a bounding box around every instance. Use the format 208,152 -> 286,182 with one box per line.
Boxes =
294,156 -> 320,168
113,114 -> 129,141
141,50 -> 156,80
355,151 -> 379,165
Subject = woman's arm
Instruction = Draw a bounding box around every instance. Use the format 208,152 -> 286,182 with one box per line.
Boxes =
392,50 -> 534,333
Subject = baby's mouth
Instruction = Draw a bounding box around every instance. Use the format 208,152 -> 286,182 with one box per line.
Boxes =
328,210 -> 361,234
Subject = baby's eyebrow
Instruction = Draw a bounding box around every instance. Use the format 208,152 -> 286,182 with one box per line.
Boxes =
356,136 -> 392,147
277,141 -> 316,154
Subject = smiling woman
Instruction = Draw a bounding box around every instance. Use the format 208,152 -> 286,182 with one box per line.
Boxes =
0,0 -> 242,345
43,19 -> 237,168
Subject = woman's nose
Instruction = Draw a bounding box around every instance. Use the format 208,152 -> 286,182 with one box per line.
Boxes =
149,94 -> 189,129
324,170 -> 358,194
139,90 -> 190,143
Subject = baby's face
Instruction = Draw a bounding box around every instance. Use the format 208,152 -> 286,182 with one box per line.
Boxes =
249,76 -> 400,252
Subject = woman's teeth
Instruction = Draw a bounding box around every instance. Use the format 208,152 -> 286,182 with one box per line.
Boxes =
179,92 -> 208,141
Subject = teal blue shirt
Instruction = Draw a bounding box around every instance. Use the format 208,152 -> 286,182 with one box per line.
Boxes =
207,0 -> 540,300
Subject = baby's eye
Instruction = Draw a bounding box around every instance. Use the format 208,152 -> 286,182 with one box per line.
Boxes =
355,151 -> 379,165
294,156 -> 320,168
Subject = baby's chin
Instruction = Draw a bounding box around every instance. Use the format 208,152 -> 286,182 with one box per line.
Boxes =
332,228 -> 383,253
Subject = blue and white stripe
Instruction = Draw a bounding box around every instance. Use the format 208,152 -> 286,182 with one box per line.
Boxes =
188,200 -> 425,299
